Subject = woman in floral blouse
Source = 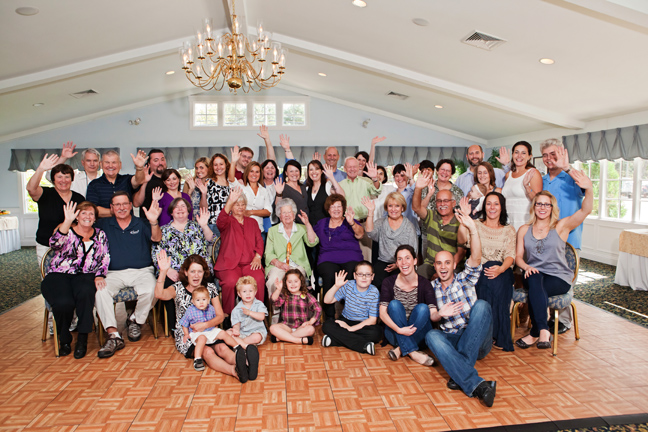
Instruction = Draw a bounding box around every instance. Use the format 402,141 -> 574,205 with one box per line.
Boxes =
41,201 -> 110,359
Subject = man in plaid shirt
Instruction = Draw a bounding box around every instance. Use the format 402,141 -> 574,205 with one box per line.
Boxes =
424,204 -> 497,407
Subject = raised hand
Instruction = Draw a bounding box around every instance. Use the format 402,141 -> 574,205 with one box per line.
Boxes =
143,199 -> 162,222
571,169 -> 593,190
404,162 -> 414,180
151,187 -> 163,202
38,153 -> 60,171
60,141 -> 78,160
275,277 -> 283,292
257,125 -> 270,141
297,210 -> 310,226
274,177 -> 285,194
496,147 -> 510,166
279,134 -> 291,151
184,176 -> 195,193
555,147 -> 571,171
345,206 -> 356,225
196,178 -> 208,194
197,207 -> 210,226
334,270 -> 347,287
312,151 -> 321,162
131,150 -> 148,169
230,145 -> 240,164
415,171 -> 433,189
228,186 -> 243,203
455,206 -> 476,231
156,249 -> 171,272
366,161 -> 378,180
361,196 -> 375,213
371,136 -> 386,146
63,201 -> 79,224
459,196 -> 471,216
439,301 -> 464,317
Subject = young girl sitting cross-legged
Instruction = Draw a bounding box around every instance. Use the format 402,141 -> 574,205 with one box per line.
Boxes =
269,269 -> 321,345
321,261 -> 383,355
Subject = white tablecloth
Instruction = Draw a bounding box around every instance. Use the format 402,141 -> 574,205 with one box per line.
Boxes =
0,216 -> 20,255
615,251 -> 648,291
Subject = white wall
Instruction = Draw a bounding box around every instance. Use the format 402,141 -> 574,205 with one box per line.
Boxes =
0,88 -> 480,246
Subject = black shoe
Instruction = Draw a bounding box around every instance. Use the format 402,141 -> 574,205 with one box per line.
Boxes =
301,336 -> 314,345
193,358 -> 205,371
270,335 -> 278,343
473,381 -> 496,407
246,345 -> 260,381
73,341 -> 87,359
234,346 -> 249,383
447,379 -> 461,391
59,343 -> 72,357
548,320 -> 570,335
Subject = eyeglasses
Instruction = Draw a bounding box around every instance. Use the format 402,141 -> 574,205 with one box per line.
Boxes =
535,203 -> 553,208
355,273 -> 373,278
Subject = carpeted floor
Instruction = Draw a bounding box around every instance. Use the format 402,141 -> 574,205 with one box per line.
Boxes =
0,246 -> 39,314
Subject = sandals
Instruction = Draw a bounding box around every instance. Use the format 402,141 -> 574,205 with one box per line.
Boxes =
301,336 -> 314,345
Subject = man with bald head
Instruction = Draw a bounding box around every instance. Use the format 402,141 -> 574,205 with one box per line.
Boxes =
455,145 -> 510,195
413,172 -> 466,279
423,210 -> 497,407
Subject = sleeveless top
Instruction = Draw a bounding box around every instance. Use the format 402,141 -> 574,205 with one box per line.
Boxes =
523,228 -> 573,286
307,183 -> 329,226
501,173 -> 531,231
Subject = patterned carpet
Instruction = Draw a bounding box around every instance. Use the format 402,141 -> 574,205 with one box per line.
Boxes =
0,246 -> 39,314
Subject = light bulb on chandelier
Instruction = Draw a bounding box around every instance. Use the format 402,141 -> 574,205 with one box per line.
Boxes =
180,0 -> 287,93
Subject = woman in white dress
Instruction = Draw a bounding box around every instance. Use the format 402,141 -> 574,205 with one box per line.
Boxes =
501,141 -> 542,231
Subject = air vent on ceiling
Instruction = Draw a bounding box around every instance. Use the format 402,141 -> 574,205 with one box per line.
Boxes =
70,89 -> 99,99
461,31 -> 506,51
386,91 -> 409,100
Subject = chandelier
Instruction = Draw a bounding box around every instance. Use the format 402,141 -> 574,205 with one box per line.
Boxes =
180,0 -> 286,93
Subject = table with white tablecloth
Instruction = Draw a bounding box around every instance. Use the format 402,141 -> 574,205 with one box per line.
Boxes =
0,216 -> 20,255
615,229 -> 648,291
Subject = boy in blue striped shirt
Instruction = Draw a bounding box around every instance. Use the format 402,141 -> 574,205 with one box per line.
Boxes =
322,261 -> 382,355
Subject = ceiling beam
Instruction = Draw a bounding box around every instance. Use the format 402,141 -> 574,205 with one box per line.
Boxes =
271,32 -> 585,130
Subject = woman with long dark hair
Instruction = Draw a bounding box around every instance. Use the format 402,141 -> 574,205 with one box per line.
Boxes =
501,141 -> 543,231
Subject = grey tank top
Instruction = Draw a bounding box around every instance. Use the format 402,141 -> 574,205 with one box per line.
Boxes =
523,228 -> 573,286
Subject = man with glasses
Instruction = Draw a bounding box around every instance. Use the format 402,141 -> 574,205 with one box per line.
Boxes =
233,147 -> 255,181
539,138 -> 585,334
94,192 -> 162,358
413,172 -> 466,280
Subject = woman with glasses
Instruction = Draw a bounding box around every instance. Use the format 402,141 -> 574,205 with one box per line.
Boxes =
501,141 -> 543,231
514,172 -> 593,350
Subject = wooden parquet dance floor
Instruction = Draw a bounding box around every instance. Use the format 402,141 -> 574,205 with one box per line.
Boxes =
1,296 -> 648,432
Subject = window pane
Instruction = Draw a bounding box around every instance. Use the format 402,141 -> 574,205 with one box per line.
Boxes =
283,103 -> 306,126
194,103 -> 217,126
253,103 -> 277,126
224,103 -> 247,126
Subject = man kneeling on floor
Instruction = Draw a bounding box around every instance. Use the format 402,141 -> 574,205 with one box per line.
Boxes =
424,205 -> 497,407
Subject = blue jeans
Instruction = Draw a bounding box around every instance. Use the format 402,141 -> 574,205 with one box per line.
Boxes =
425,299 -> 493,397
384,301 -> 432,357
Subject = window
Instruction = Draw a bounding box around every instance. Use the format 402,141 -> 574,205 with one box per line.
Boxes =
20,171 -> 53,214
282,103 -> 306,126
190,96 -> 309,130
193,103 -> 218,127
253,103 -> 277,126
223,103 -> 247,126
575,158 -> 648,223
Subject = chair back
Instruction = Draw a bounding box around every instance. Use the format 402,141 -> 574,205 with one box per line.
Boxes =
40,248 -> 57,279
565,242 -> 579,283
210,236 -> 221,266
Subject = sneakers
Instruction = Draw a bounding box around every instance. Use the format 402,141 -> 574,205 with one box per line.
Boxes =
127,319 -> 141,342
97,334 -> 125,358
364,342 -> 375,356
194,358 -> 205,371
473,380 -> 497,407
234,346 -> 249,383
321,335 -> 332,347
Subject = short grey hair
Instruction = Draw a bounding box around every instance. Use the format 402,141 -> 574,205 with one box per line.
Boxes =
102,150 -> 120,161
540,138 -> 564,153
235,193 -> 247,206
81,148 -> 101,159
275,198 -> 297,218
343,156 -> 357,166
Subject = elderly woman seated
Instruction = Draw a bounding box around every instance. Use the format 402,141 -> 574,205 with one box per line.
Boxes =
264,198 -> 319,299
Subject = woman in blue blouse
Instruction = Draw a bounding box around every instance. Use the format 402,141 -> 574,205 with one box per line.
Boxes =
41,201 -> 110,359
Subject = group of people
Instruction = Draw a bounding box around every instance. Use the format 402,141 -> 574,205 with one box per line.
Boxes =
31,131 -> 592,406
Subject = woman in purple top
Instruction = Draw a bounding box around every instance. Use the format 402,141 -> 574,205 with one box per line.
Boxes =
155,169 -> 193,226
313,194 -> 364,320
41,201 -> 110,359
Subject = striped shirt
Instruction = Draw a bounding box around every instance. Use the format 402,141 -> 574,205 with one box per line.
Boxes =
422,209 -> 459,267
334,280 -> 379,321
432,263 -> 482,334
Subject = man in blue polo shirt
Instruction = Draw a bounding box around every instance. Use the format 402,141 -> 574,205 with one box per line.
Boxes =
87,150 -> 148,217
541,138 -> 585,334
94,191 -> 162,358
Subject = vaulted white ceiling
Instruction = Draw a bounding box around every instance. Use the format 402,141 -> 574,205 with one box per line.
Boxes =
2,0 -> 648,143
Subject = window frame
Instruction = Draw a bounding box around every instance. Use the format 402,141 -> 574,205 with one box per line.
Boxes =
189,95 -> 309,131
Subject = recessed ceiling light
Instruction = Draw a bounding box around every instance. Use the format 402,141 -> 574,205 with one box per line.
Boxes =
318,72 -> 327,77
539,58 -> 555,65
412,18 -> 429,27
434,105 -> 443,109
16,7 -> 39,16
166,70 -> 175,75
33,103 -> 44,107
352,0 -> 367,8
